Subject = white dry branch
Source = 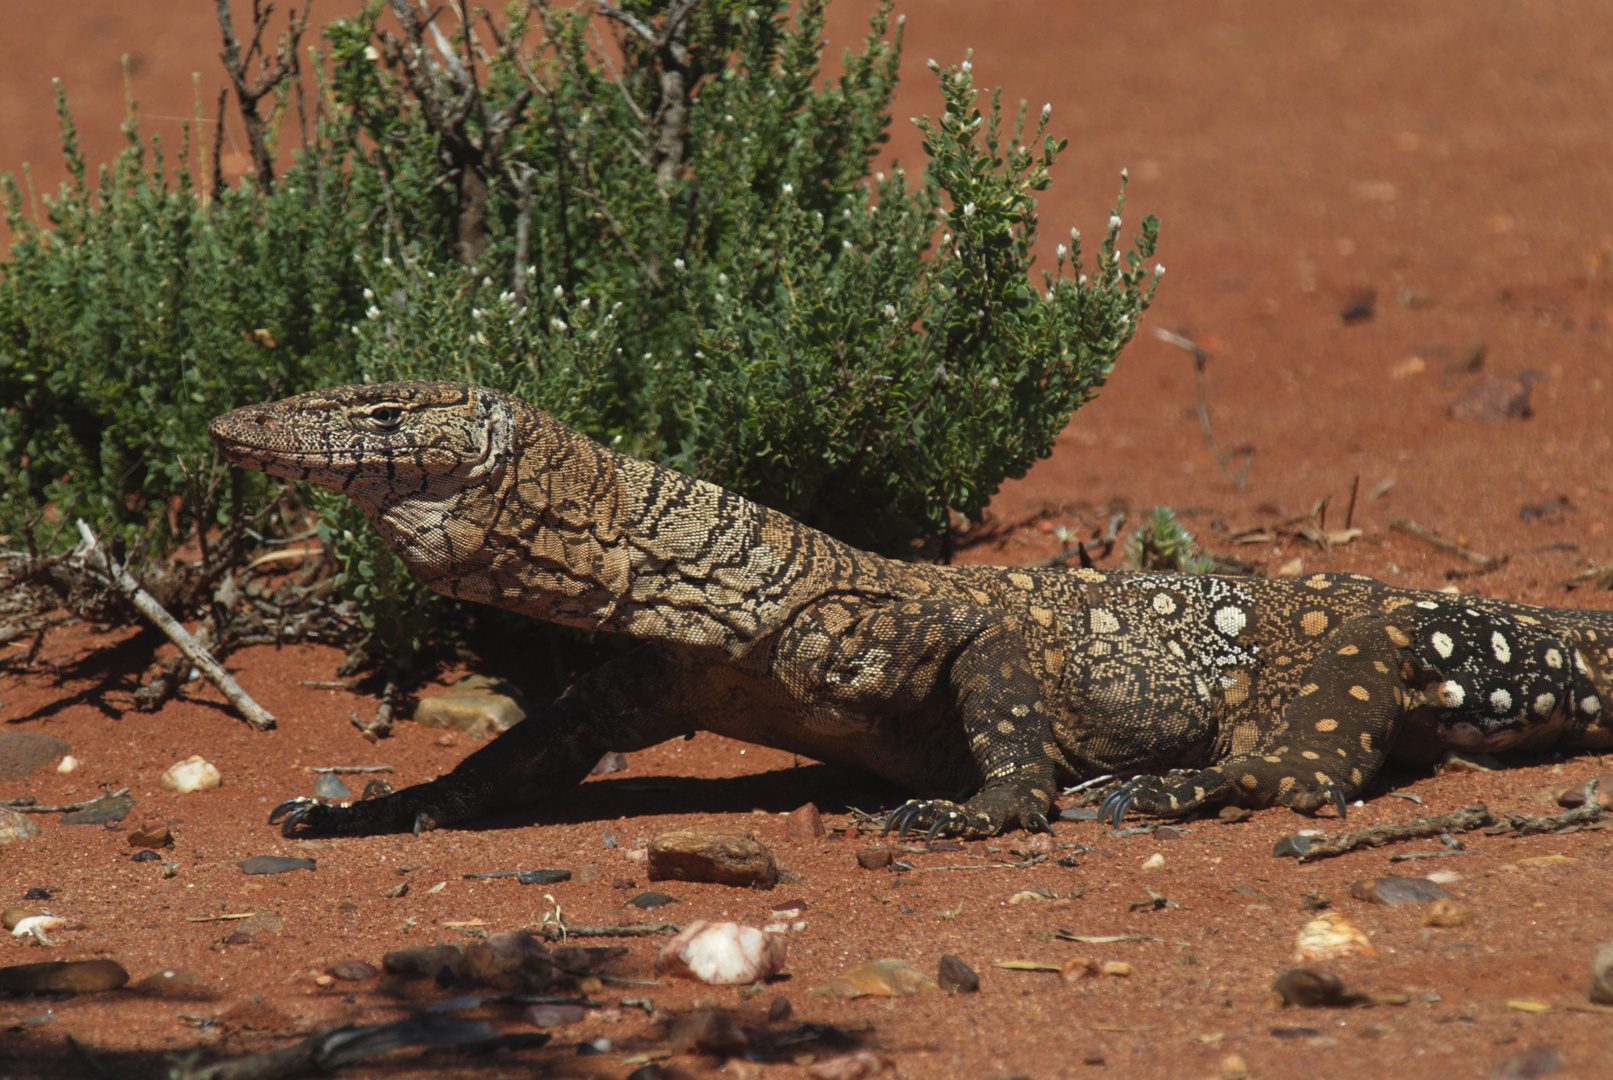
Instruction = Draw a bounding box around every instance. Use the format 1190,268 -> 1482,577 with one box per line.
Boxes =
73,520 -> 276,731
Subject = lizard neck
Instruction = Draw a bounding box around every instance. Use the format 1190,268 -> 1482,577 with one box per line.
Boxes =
372,403 -> 846,655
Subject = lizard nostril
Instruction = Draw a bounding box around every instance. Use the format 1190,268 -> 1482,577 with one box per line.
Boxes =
250,412 -> 280,430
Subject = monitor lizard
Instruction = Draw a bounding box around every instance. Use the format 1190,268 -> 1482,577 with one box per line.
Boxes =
208,381 -> 1613,839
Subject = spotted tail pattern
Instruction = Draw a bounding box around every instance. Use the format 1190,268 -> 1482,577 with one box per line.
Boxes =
209,382 -> 1613,838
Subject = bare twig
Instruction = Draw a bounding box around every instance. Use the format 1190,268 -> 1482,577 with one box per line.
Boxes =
598,0 -> 697,191
1343,474 -> 1360,531
311,764 -> 395,774
1153,327 -> 1253,492
72,521 -> 275,731
0,788 -> 130,814
214,0 -> 311,194
534,922 -> 683,941
1484,781 -> 1605,836
1390,518 -> 1507,569
1295,804 -> 1495,863
1033,513 -> 1126,569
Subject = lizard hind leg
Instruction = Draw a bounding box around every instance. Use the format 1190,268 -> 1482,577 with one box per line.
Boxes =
1118,613 -> 1420,821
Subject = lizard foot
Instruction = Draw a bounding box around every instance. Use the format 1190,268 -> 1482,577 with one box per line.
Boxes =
268,794 -> 444,837
1100,767 -> 1352,825
884,787 -> 1056,842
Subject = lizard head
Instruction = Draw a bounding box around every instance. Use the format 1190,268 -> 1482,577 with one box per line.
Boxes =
208,381 -> 518,512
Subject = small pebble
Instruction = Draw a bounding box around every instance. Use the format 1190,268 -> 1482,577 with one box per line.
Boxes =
22,888 -> 50,901
10,915 -> 65,941
807,1050 -> 885,1080
0,810 -> 40,847
1154,826 -> 1185,840
1420,898 -> 1473,927
1438,750 -> 1500,774
161,756 -> 221,794
785,802 -> 826,841
132,850 -> 161,863
517,869 -> 573,886
1272,835 -> 1312,858
1059,806 -> 1099,821
1060,957 -> 1100,982
1270,968 -> 1368,1008
768,995 -> 794,1021
937,954 -> 979,994
1487,1045 -> 1562,1080
60,794 -> 133,826
524,1004 -> 586,1028
655,920 -> 785,985
1590,942 -> 1613,1005
823,958 -> 936,998
239,855 -> 316,875
1350,876 -> 1450,906
326,961 -> 378,981
1295,912 -> 1378,963
590,751 -> 628,775
56,756 -> 79,775
668,1009 -> 749,1056
1141,853 -> 1166,870
1218,806 -> 1254,823
626,891 -> 679,910
126,820 -> 172,848
313,773 -> 352,799
856,848 -> 893,870
383,944 -> 465,979
1100,961 -> 1133,977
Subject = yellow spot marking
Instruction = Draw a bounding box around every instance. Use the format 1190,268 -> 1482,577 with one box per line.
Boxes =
1360,733 -> 1373,751
1008,572 -> 1034,590
1302,750 -> 1320,760
1278,776 -> 1295,794
1349,685 -> 1371,701
1337,644 -> 1359,656
995,720 -> 1016,735
969,588 -> 991,604
1514,614 -> 1540,626
1306,574 -> 1331,589
1314,771 -> 1332,785
1043,648 -> 1064,672
1302,611 -> 1329,636
1315,718 -> 1338,732
1373,661 -> 1389,674
1030,606 -> 1053,627
1074,568 -> 1104,583
1223,670 -> 1252,706
1239,774 -> 1260,790
1350,768 -> 1363,785
1193,786 -> 1205,800
1298,683 -> 1319,697
1263,755 -> 1283,764
1385,625 -> 1411,647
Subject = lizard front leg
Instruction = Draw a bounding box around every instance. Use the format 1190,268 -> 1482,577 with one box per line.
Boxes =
775,598 -> 1057,840
271,645 -> 697,837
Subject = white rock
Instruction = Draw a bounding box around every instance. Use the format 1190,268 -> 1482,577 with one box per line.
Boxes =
1141,853 -> 1166,870
161,755 -> 221,794
655,919 -> 786,985
12,915 -> 66,944
56,755 -> 79,775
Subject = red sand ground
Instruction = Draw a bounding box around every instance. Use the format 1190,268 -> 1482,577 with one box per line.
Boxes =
3,3 -> 1613,1078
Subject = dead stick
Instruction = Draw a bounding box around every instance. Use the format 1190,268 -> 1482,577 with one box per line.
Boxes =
1343,474 -> 1360,531
74,520 -> 275,731
535,922 -> 682,940
311,765 -> 395,774
1296,804 -> 1495,863
1,788 -> 130,813
1389,518 -> 1506,569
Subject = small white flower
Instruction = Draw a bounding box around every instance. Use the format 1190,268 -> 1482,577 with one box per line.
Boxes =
579,297 -> 591,309
781,182 -> 794,195
1119,313 -> 1130,324
988,376 -> 1000,389
1079,274 -> 1089,284
875,171 -> 884,182
714,293 -> 725,304
550,317 -> 568,332
350,325 -> 360,335
963,202 -> 976,217
961,60 -> 972,73
381,256 -> 393,267
882,303 -> 897,319
1121,167 -> 1129,180
674,257 -> 686,271
588,329 -> 599,341
553,285 -> 564,299
499,290 -> 514,303
1154,263 -> 1165,276
943,232 -> 952,244
926,57 -> 940,71
1070,227 -> 1080,242
426,270 -> 435,279
1041,102 -> 1051,120
365,305 -> 381,320
362,287 -> 374,300
724,114 -> 735,123
718,273 -> 729,287
1109,214 -> 1122,231
526,265 -> 536,277
1056,244 -> 1067,259
482,276 -> 493,287
475,331 -> 489,346
842,240 -> 853,251
472,307 -> 484,319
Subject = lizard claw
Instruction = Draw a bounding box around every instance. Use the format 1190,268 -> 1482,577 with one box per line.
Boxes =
924,811 -> 963,846
1025,811 -> 1054,836
1325,782 -> 1348,820
268,796 -> 330,837
883,801 -> 925,840
1100,778 -> 1146,827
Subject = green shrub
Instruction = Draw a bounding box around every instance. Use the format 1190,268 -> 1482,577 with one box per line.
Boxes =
1,0 -> 1158,660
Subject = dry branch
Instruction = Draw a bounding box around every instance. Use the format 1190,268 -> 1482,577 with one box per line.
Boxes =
1390,518 -> 1506,569
73,521 -> 275,731
1294,803 -> 1495,863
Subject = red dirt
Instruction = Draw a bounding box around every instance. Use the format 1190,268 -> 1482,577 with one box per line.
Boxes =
4,3 -> 1613,1079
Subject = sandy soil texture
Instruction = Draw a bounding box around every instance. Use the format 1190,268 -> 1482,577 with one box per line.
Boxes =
3,3 -> 1612,1079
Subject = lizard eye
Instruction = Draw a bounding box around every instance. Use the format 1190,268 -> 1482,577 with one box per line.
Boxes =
366,405 -> 404,428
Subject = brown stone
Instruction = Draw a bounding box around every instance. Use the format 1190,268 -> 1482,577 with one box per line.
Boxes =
1591,941 -> 1613,1005
0,808 -> 40,847
382,944 -> 465,979
647,824 -> 778,888
1349,875 -> 1451,905
127,818 -> 173,848
1218,805 -> 1254,824
856,848 -> 893,870
326,960 -> 378,981
937,954 -> 979,993
785,802 -> 826,841
1270,968 -> 1369,1008
412,674 -> 527,739
0,959 -> 129,994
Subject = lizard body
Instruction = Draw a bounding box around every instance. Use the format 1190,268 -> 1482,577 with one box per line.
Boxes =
208,381 -> 1613,837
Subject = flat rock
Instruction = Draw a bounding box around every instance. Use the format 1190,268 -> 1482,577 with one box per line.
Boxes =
1295,912 -> 1378,963
0,959 -> 129,994
61,793 -> 133,825
1060,806 -> 1099,821
1270,968 -> 1370,1008
1591,941 -> 1613,1005
524,1003 -> 586,1028
326,960 -> 378,981
937,954 -> 979,993
626,891 -> 679,910
313,773 -> 352,799
785,802 -> 826,841
0,808 -> 41,847
131,967 -> 221,1000
1486,1045 -> 1562,1080
648,825 -> 778,888
0,731 -> 71,781
126,819 -> 172,848
855,848 -> 893,870
239,855 -> 316,875
412,675 -> 527,739
1272,834 -> 1312,858
1219,805 -> 1254,824
824,958 -> 937,999
1350,876 -> 1451,905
